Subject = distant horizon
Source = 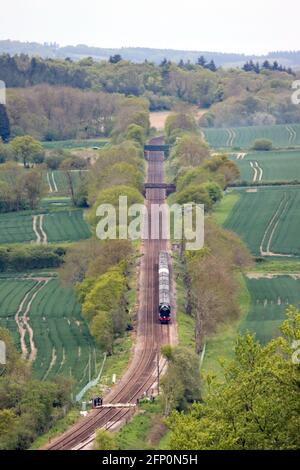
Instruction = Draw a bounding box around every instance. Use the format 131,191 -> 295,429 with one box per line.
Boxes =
1,38 -> 299,58
1,0 -> 299,56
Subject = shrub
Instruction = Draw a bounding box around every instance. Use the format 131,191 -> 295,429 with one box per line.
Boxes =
252,139 -> 273,151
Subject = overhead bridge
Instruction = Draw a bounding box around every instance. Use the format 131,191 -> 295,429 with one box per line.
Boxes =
143,183 -> 176,196
144,144 -> 170,159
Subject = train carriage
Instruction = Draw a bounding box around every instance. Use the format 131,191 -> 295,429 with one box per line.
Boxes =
158,251 -> 171,323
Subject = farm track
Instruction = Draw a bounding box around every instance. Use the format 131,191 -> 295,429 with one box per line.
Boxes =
286,125 -> 297,145
33,215 -> 47,244
260,192 -> 294,257
250,161 -> 263,182
226,128 -> 236,147
51,172 -> 58,192
15,279 -> 49,360
47,171 -> 58,193
44,139 -> 175,451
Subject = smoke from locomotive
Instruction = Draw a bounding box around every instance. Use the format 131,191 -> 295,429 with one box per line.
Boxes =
159,251 -> 171,323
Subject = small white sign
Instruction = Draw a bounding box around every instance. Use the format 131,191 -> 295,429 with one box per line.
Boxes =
112,374 -> 116,384
0,340 -> 6,365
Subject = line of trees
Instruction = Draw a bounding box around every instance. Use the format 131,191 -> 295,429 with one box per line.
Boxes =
0,245 -> 65,271
186,220 -> 252,354
58,103 -> 149,353
243,59 -> 294,75
166,112 -> 240,211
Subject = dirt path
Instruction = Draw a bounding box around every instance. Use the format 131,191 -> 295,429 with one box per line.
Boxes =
250,161 -> 263,182
33,215 -> 41,243
260,193 -> 293,257
33,215 -> 48,244
51,172 -> 58,192
43,348 -> 57,380
23,280 -> 49,362
255,161 -> 263,181
15,286 -> 37,358
236,153 -> 247,160
39,214 -> 48,244
15,279 -> 50,361
226,128 -> 236,147
47,173 -> 53,193
250,161 -> 258,182
286,125 -> 296,145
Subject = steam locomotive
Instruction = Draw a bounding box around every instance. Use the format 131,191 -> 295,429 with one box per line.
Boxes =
158,251 -> 171,323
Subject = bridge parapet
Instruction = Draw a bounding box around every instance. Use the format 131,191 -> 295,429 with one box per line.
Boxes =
143,183 -> 176,196
144,144 -> 170,159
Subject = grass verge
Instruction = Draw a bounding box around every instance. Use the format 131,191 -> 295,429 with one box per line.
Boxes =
116,400 -> 167,450
30,409 -> 81,449
213,191 -> 240,225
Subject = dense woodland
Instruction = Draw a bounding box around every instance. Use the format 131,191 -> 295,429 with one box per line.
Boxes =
0,53 -> 300,141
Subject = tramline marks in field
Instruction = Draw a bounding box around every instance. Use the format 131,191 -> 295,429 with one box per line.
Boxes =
33,215 -> 47,243
15,279 -> 50,360
235,153 -> 247,160
249,161 -> 263,182
203,123 -> 300,148
0,209 -> 90,244
286,125 -> 297,145
226,128 -> 236,147
225,187 -> 300,257
0,277 -> 97,388
230,150 -> 300,183
259,193 -> 292,257
47,172 -> 58,193
44,170 -> 87,195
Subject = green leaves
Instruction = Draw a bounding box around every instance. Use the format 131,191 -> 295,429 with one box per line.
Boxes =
79,266 -> 129,354
161,346 -> 201,415
167,311 -> 300,450
11,135 -> 44,167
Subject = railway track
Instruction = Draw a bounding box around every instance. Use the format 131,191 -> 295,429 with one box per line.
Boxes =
45,140 -> 174,450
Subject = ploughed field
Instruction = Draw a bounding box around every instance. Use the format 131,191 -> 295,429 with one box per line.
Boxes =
242,276 -> 300,344
224,187 -> 300,257
203,123 -> 300,149
0,277 -> 98,390
230,150 -> 300,183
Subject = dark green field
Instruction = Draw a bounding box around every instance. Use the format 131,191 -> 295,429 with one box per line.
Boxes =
241,276 -> 300,344
0,206 -> 90,244
203,123 -> 300,149
230,150 -> 300,183
224,187 -> 300,257
0,277 -> 99,390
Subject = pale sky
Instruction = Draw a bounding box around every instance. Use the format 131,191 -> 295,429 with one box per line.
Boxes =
0,0 -> 299,54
